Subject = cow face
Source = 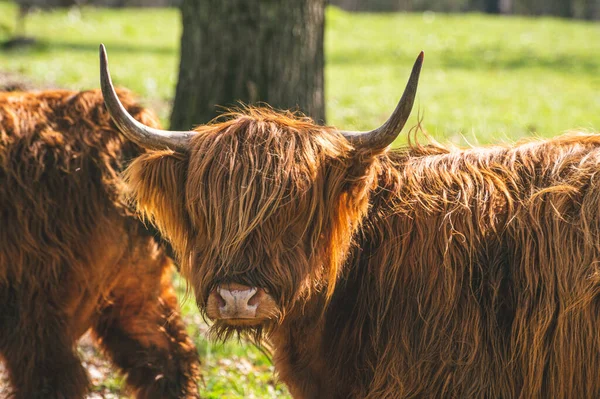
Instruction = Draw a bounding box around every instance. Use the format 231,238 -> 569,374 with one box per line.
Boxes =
100,45 -> 423,336
125,110 -> 367,336
186,111 -> 362,333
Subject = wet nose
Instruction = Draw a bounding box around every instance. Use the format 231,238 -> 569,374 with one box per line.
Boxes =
214,285 -> 260,319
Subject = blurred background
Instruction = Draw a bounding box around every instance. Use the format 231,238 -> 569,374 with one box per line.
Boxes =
0,0 -> 598,397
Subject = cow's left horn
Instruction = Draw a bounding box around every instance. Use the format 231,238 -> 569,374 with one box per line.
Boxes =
99,44 -> 195,152
340,51 -> 424,152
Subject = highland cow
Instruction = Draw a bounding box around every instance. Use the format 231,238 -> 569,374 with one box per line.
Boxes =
0,88 -> 200,398
101,44 -> 600,399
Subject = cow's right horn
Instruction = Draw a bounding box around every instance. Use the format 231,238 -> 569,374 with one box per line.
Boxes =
340,51 -> 424,153
99,44 -> 195,152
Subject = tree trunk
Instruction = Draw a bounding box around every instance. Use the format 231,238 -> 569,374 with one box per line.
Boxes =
552,0 -> 573,17
483,0 -> 500,13
170,0 -> 326,129
533,0 -> 572,16
584,0 -> 600,19
467,0 -> 498,13
499,0 -> 512,14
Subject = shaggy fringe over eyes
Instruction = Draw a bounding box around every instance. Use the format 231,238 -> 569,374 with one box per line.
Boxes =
126,106 -> 373,316
185,107 -> 370,306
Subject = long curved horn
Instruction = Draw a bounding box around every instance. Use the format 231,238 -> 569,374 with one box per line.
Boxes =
340,51 -> 424,151
99,44 -> 195,152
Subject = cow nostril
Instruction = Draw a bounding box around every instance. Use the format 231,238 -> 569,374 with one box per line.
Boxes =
247,289 -> 262,307
214,290 -> 226,308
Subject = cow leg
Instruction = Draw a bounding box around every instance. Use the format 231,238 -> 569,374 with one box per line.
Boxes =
92,256 -> 200,399
0,288 -> 89,399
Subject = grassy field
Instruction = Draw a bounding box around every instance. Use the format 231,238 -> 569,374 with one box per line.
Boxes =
0,3 -> 599,397
1,3 -> 599,141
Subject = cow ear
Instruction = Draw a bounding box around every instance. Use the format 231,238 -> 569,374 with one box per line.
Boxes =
343,146 -> 382,188
124,151 -> 194,257
325,151 -> 378,219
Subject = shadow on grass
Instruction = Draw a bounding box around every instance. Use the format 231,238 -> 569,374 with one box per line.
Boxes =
328,47 -> 600,75
0,39 -> 175,55
440,46 -> 600,74
1,36 -> 37,50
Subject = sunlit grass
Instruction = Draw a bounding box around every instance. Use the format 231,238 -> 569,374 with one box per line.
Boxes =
325,9 -> 600,144
0,3 -> 599,397
173,276 -> 289,399
0,4 -> 181,122
0,3 -> 598,143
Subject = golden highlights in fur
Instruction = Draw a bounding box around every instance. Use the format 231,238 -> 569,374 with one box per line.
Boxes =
127,108 -> 367,314
0,89 -> 200,398
126,104 -> 600,398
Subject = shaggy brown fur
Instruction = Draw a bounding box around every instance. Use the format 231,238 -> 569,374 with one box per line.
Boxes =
127,107 -> 600,398
0,89 -> 200,398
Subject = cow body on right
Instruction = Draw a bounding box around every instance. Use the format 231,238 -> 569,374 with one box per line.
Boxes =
101,48 -> 600,398
270,134 -> 600,398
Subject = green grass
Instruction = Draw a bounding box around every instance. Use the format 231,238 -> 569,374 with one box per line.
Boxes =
1,4 -> 598,143
326,9 -> 600,145
173,276 -> 289,399
0,3 -> 599,397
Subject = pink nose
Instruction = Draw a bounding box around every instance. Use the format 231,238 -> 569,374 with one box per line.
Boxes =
217,287 -> 258,318
207,283 -> 263,319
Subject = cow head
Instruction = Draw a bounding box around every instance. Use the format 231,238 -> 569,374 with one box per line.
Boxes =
99,45 -> 423,337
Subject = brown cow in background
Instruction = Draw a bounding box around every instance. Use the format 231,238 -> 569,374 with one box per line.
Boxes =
0,89 -> 199,398
102,44 -> 600,399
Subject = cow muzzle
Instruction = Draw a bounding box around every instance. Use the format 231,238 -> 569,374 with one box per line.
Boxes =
206,282 -> 278,326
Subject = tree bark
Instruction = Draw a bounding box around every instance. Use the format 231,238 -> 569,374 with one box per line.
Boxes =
483,0 -> 500,13
170,0 -> 326,129
583,0 -> 600,19
530,0 -> 572,16
552,0 -> 573,17
499,0 -> 512,14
